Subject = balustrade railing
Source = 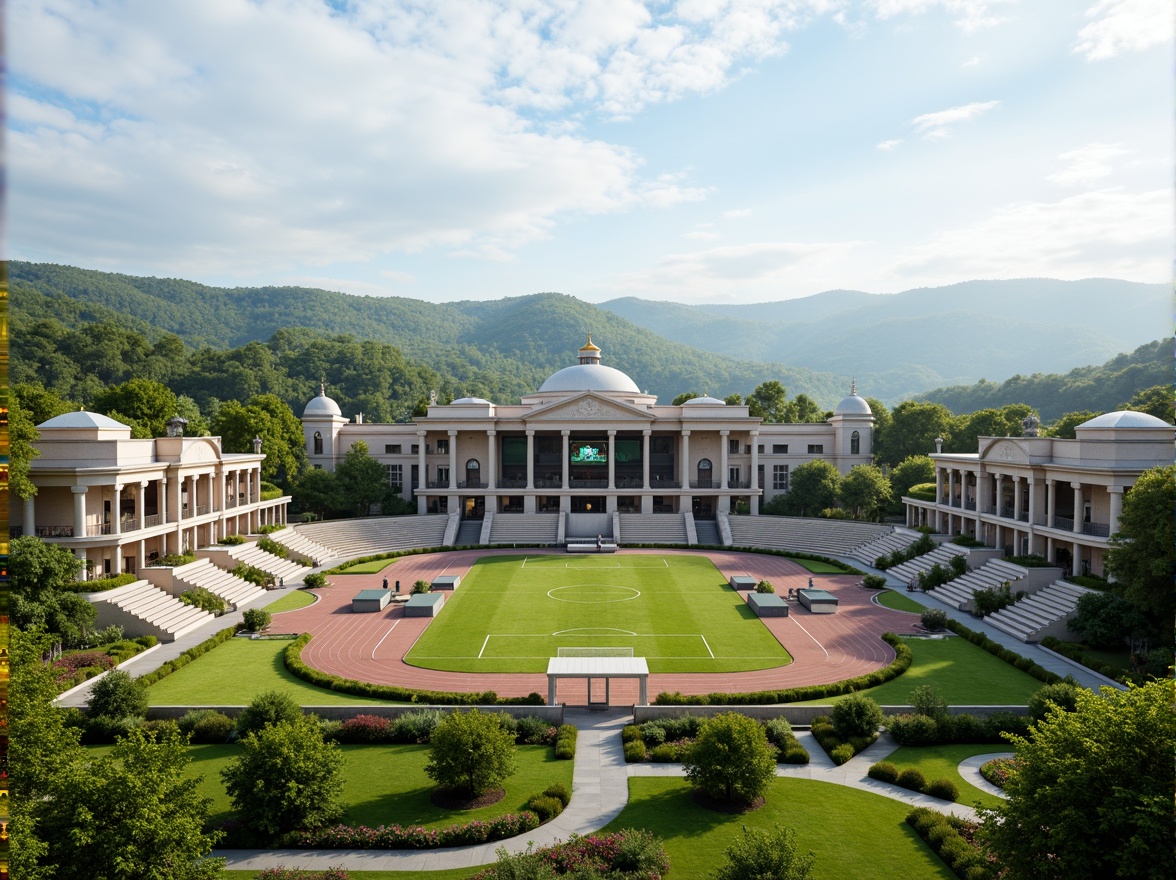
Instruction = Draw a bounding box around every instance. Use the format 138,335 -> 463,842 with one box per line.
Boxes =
569,479 -> 608,489
1053,515 -> 1074,531
142,513 -> 164,528
457,480 -> 488,489
1082,521 -> 1110,537
86,523 -> 113,536
36,525 -> 75,538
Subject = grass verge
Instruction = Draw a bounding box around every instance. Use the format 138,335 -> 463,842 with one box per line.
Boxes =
883,743 -> 1009,809
265,590 -> 319,613
876,590 -> 925,613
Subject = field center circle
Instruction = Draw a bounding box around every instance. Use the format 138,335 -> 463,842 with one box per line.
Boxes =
547,584 -> 641,604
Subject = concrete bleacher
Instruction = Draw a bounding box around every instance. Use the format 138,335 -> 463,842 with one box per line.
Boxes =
925,559 -> 1050,612
727,515 -> 891,556
264,527 -> 338,565
204,543 -> 306,583
984,579 -> 1098,643
88,580 -> 215,642
849,527 -> 922,567
294,515 -> 449,558
617,512 -> 688,545
488,513 -> 560,545
887,544 -> 972,586
170,558 -> 268,610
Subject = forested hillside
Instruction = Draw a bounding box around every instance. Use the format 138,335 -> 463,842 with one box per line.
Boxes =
917,340 -> 1171,422
603,278 -> 1167,399
11,262 -> 846,407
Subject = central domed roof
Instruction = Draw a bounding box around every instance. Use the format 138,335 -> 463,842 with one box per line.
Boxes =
303,382 -> 342,418
538,363 -> 641,394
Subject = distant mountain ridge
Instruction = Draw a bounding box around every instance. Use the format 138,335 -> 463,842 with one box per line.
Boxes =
602,278 -> 1167,400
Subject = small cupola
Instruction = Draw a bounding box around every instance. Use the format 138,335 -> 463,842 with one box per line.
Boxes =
577,334 -> 602,365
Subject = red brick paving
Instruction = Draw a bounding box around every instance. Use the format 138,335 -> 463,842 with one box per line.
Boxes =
274,548 -> 922,704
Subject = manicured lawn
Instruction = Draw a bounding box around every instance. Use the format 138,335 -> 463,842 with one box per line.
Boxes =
876,590 -> 925,613
794,636 -> 1044,706
146,639 -> 400,706
336,558 -> 401,574
93,742 -> 570,830
222,871 -> 475,879
786,557 -> 848,574
883,744 -> 1010,810
265,589 -> 319,613
406,554 -> 793,674
602,776 -> 956,880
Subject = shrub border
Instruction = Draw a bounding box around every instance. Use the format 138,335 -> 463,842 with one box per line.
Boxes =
136,626 -> 239,687
1039,636 -> 1143,685
292,811 -> 540,850
944,619 -> 1061,685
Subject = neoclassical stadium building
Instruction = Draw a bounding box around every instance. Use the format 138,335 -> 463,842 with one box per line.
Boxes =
302,338 -> 875,531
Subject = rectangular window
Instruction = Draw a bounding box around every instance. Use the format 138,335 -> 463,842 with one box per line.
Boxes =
437,438 -> 449,454
436,466 -> 450,484
729,467 -> 740,485
411,444 -> 419,454
386,464 -> 403,489
772,444 -> 788,454
728,438 -> 740,454
773,464 -> 789,491
807,444 -> 823,454
757,445 -> 764,454
384,444 -> 402,455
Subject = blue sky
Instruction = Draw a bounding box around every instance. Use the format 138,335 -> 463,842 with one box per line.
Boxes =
9,0 -> 1172,304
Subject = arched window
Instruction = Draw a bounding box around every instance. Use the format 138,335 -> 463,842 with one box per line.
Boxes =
850,431 -> 860,455
697,458 -> 713,486
313,431 -> 323,455
466,459 -> 481,486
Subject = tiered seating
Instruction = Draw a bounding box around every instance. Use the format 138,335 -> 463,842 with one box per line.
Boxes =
488,513 -> 560,545
90,580 -> 215,642
850,528 -> 920,567
727,516 -> 891,556
980,579 -> 1096,642
225,544 -> 306,583
694,520 -> 720,545
293,515 -> 449,557
454,520 -> 483,545
888,544 -> 969,586
617,513 -> 688,545
928,559 -> 1030,611
174,558 -> 268,610
264,527 -> 337,564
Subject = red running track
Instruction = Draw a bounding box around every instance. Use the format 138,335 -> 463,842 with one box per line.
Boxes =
273,549 -> 923,705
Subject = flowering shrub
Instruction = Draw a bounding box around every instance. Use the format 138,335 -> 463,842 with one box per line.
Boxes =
292,812 -> 540,849
52,651 -> 116,687
335,714 -> 393,743
472,829 -> 670,879
258,869 -> 350,880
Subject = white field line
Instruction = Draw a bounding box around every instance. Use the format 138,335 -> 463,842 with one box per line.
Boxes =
700,634 -> 715,658
786,616 -> 829,659
371,620 -> 399,659
477,634 -> 491,659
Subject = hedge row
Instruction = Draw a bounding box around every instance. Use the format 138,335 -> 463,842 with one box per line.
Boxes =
1040,636 -> 1143,686
284,634 -> 544,705
554,724 -> 576,759
471,829 -> 670,880
811,714 -> 876,765
135,627 -> 238,687
292,812 -> 540,849
625,542 -> 864,575
906,807 -> 994,880
64,573 -> 140,593
326,546 -> 481,574
884,711 -> 1030,747
868,761 -> 959,801
945,620 -> 1061,684
655,632 -> 911,704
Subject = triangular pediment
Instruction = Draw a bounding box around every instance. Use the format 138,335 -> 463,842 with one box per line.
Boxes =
981,439 -> 1030,465
526,393 -> 651,423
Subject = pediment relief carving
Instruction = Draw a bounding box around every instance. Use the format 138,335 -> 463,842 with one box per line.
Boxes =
529,396 -> 648,422
982,439 -> 1029,465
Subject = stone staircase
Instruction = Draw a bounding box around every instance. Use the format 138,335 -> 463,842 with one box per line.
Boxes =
294,515 -> 449,557
454,520 -> 483,545
223,544 -> 306,582
850,528 -> 921,567
88,580 -> 215,642
887,544 -> 971,586
727,515 -> 891,556
263,527 -> 337,565
925,559 -> 1032,611
488,513 -> 561,545
172,558 -> 268,610
617,513 -> 689,544
984,580 -> 1098,643
693,520 -> 720,545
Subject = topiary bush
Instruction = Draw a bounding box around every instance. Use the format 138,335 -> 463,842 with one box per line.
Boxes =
523,793 -> 563,822
926,778 -> 960,801
868,761 -> 900,783
192,712 -> 235,744
303,572 -> 328,588
920,608 -> 948,631
896,768 -> 926,791
544,782 -> 571,808
755,579 -> 775,594
862,574 -> 887,589
88,669 -> 149,719
235,690 -> 302,739
830,743 -> 855,765
242,608 -> 272,633
411,579 -> 431,594
624,740 -> 647,762
831,693 -> 883,740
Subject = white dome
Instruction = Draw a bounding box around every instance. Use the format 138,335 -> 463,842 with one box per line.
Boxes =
834,393 -> 872,416
538,363 -> 641,394
451,397 -> 492,405
1077,410 -> 1170,429
682,396 -> 726,405
38,410 -> 130,430
303,393 -> 342,418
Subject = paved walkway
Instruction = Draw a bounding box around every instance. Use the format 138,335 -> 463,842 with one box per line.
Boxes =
216,715 -> 995,872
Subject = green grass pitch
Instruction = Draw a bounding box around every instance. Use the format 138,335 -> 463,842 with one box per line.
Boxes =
404,554 -> 792,674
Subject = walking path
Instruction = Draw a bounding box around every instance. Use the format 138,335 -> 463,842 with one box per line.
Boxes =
216,713 -> 997,872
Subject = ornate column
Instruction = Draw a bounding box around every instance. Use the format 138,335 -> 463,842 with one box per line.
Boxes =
417,430 -> 428,514
681,431 -> 690,485
1013,476 -> 1023,522
561,430 -> 570,490
525,430 -> 535,491
642,430 -> 651,491
448,430 -> 458,491
72,486 -> 88,537
136,481 -> 147,530
112,483 -> 123,535
23,496 -> 35,535
1047,478 -> 1056,527
1108,485 -> 1124,535
750,430 -> 759,515
1071,482 -> 1084,533
935,466 -> 944,503
719,430 -> 729,490
992,473 -> 1002,515
607,430 -> 617,491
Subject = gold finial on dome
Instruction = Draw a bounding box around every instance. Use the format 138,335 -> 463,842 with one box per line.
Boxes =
577,334 -> 601,364
580,334 -> 600,352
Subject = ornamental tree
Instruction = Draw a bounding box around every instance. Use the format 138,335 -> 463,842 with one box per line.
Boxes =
221,714 -> 346,839
978,680 -> 1176,880
425,709 -> 517,797
684,712 -> 776,804
88,669 -> 149,720
839,464 -> 892,521
781,460 -> 842,516
712,825 -> 815,880
1105,464 -> 1175,628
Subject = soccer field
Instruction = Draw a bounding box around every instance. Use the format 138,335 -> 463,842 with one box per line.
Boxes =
403,554 -> 793,674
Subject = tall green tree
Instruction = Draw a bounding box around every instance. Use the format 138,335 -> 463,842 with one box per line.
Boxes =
875,401 -> 956,466
1121,384 -> 1173,423
1104,464 -> 1175,627
684,712 -> 776,804
748,380 -> 789,423
784,393 -> 824,423
781,460 -> 842,517
888,455 -> 935,509
978,680 -> 1175,880
10,536 -> 94,645
13,382 -> 75,425
8,392 -> 41,501
92,377 -> 179,438
839,464 -> 892,521
950,404 -> 1036,451
1045,410 -> 1100,439
212,393 -> 307,487
334,440 -> 389,517
425,709 -> 517,798
292,467 -> 344,520
221,714 -> 346,840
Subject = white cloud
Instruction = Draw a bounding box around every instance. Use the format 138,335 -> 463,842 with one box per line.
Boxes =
886,187 -> 1172,283
1074,0 -> 1172,61
722,208 -> 752,219
962,54 -> 984,66
870,0 -> 1014,32
911,100 -> 999,138
1047,143 -> 1129,187
877,138 -> 903,150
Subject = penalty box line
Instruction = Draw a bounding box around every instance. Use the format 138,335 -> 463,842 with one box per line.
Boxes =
478,632 -> 711,659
